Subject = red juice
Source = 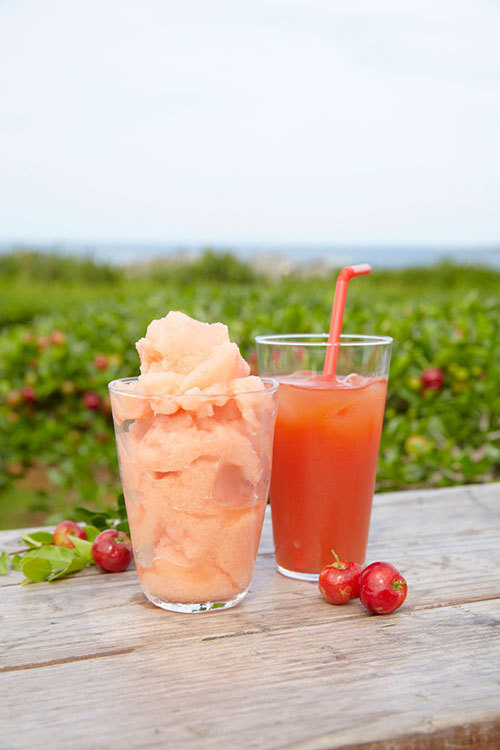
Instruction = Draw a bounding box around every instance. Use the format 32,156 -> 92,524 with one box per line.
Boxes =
270,373 -> 387,576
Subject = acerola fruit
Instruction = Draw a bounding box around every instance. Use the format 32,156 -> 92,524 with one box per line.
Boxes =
92,529 -> 133,573
93,355 -> 109,371
83,391 -> 100,410
60,380 -> 76,396
51,330 -> 66,346
53,521 -> 87,549
404,434 -> 430,456
4,389 -> 22,407
421,368 -> 444,391
37,335 -> 52,350
407,374 -> 421,391
318,551 -> 362,605
21,386 -> 36,403
6,461 -> 24,476
107,353 -> 123,367
359,561 -> 407,615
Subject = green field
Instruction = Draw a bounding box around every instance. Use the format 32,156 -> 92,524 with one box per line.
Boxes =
1,249 -> 499,529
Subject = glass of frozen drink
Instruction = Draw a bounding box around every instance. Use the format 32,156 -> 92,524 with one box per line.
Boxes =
109,311 -> 278,612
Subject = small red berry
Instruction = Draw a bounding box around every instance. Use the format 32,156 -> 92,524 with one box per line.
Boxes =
318,551 -> 362,605
21,386 -> 36,403
93,355 -> 109,371
53,521 -> 87,549
92,529 -> 133,573
359,561 -> 407,615
51,330 -> 66,346
421,368 -> 444,391
83,391 -> 100,410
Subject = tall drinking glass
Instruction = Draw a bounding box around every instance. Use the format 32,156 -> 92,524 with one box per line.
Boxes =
255,334 -> 392,581
108,377 -> 279,612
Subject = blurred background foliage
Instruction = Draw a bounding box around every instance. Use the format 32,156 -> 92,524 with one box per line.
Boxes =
1,249 -> 499,529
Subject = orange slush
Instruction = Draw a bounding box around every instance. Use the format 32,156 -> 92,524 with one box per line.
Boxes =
270,374 -> 387,575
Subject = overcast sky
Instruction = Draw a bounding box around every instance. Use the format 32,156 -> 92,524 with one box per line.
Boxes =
1,0 -> 499,247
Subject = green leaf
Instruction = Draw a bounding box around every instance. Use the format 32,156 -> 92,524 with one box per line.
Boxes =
117,492 -> 125,511
22,545 -> 75,566
21,530 -> 54,549
91,514 -> 111,530
115,520 -> 130,535
72,506 -> 97,523
22,557 -> 53,583
48,554 -> 89,581
68,535 -> 93,562
0,551 -> 9,575
82,525 -> 100,542
11,554 -> 23,571
116,493 -> 128,521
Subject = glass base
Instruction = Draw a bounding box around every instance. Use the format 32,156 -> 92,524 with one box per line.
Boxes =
143,587 -> 249,613
276,563 -> 319,582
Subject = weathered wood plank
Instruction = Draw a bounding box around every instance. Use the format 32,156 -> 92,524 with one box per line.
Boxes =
1,599 -> 499,749
1,482 -> 498,589
0,524 -> 499,670
1,484 -> 499,748
1,484 -> 499,669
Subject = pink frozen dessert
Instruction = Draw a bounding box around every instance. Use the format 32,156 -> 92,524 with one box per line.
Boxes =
108,312 -> 278,612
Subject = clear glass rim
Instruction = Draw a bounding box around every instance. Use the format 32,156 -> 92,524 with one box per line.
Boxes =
108,376 -> 279,399
255,333 -> 393,348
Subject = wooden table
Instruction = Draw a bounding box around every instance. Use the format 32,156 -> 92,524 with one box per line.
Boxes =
1,483 -> 499,749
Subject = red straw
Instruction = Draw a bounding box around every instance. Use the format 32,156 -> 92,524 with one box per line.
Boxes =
323,264 -> 372,377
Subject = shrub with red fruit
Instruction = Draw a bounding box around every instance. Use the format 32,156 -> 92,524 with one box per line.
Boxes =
1,254 -> 499,531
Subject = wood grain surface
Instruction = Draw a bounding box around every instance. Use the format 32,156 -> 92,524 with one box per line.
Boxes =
1,483 -> 499,749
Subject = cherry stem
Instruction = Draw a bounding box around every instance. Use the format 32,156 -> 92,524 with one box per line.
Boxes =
330,549 -> 346,569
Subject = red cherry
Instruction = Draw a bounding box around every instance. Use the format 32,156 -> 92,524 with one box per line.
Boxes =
421,368 -> 444,391
83,391 -> 100,410
92,529 -> 133,573
53,521 -> 87,549
93,355 -> 109,371
318,551 -> 362,605
21,386 -> 36,403
359,561 -> 408,615
51,330 -> 66,346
